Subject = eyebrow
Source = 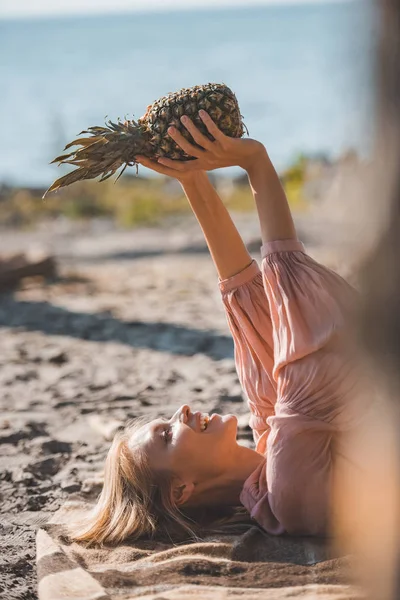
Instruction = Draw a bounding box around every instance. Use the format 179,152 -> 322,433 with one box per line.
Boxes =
150,419 -> 169,447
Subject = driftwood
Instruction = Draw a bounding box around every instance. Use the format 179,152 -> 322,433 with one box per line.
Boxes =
0,253 -> 57,291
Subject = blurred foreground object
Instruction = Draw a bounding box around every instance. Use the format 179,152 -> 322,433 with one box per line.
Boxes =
44,83 -> 246,196
0,251 -> 56,291
333,0 -> 400,599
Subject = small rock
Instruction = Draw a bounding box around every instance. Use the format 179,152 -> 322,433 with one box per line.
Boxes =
27,494 -> 48,511
41,439 -> 72,455
0,470 -> 12,482
48,351 -> 68,365
27,457 -> 62,478
60,480 -> 81,493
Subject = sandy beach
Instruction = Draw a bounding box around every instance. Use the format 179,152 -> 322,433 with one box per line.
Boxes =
0,211 -> 358,599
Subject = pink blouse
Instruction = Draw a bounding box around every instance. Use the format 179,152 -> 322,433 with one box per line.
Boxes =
219,239 -> 360,536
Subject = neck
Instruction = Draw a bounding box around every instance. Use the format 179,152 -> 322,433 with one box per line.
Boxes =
189,444 -> 265,507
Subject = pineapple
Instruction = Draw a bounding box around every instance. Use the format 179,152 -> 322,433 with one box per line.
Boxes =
44,83 -> 247,197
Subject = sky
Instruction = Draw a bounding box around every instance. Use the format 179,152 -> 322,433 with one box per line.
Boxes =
0,0 -> 355,20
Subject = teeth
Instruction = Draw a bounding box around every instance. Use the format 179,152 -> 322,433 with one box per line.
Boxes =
199,414 -> 210,431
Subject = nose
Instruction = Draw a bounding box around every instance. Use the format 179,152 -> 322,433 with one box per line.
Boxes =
174,405 -> 190,424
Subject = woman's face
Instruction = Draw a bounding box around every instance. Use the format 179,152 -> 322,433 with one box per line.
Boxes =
128,405 -> 238,484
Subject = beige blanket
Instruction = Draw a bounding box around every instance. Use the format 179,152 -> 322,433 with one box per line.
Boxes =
36,499 -> 363,600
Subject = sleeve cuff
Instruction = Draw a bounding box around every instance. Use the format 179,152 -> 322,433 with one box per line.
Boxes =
249,414 -> 268,432
219,260 -> 261,294
261,239 -> 305,259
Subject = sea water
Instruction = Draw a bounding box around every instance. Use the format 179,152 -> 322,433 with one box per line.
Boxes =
0,0 -> 374,186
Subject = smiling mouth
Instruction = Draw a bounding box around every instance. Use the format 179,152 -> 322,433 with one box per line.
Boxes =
199,413 -> 210,432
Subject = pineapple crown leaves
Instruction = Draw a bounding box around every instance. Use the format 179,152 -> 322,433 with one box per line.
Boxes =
43,117 -> 146,198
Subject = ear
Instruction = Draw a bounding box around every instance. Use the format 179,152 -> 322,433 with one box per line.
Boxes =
171,479 -> 195,506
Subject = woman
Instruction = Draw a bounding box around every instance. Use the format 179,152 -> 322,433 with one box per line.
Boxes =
72,111 -> 361,546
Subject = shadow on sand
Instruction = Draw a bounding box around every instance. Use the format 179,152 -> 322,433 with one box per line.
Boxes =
59,239 -> 264,264
0,295 -> 234,360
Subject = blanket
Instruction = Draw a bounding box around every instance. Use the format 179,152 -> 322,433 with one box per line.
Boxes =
36,499 -> 363,599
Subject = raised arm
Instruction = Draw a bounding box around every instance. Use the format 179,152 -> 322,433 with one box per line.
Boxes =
178,173 -> 253,280
140,110 -> 297,247
245,150 -> 297,245
132,163 -> 252,281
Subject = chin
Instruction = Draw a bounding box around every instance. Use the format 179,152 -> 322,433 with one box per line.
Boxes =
222,413 -> 237,424
206,413 -> 237,435
220,413 -> 238,435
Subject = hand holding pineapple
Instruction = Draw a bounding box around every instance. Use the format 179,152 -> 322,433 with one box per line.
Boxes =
136,110 -> 265,182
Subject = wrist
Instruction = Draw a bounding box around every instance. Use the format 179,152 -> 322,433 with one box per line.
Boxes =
242,144 -> 269,175
179,171 -> 208,189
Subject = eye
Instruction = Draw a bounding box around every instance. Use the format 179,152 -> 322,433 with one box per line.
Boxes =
162,426 -> 172,444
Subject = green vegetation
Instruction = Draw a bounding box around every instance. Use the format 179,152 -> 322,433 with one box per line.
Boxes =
0,156 -> 312,229
280,154 -> 309,211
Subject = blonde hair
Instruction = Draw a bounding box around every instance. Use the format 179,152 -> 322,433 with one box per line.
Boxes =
70,417 -> 199,546
70,417 -> 254,546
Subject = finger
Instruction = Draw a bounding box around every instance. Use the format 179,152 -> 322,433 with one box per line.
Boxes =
167,126 -> 204,158
136,155 -> 178,178
180,116 -> 214,150
158,157 -> 200,171
199,111 -> 225,141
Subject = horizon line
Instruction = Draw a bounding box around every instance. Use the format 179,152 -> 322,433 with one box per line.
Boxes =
0,0 -> 364,22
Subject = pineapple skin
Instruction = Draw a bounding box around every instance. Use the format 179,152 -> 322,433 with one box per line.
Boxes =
139,83 -> 246,160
